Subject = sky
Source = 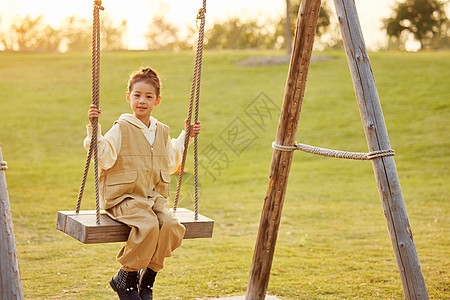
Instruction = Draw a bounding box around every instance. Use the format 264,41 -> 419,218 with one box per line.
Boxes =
0,0 -> 412,51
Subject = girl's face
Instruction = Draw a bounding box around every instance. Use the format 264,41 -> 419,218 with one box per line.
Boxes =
126,81 -> 161,127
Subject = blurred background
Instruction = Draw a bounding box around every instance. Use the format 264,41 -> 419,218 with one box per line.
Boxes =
1,0 -> 449,53
0,1 -> 449,299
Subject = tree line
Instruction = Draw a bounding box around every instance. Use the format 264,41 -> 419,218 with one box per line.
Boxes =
0,0 -> 448,52
0,14 -> 126,52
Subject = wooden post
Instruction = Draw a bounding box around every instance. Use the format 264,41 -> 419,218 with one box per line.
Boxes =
245,0 -> 322,299
333,0 -> 429,299
0,146 -> 24,300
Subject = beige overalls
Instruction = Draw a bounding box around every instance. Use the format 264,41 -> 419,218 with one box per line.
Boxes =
99,119 -> 186,272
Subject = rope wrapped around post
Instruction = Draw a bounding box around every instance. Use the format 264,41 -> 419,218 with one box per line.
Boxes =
76,0 -> 104,225
0,161 -> 7,171
272,142 -> 395,160
173,0 -> 206,221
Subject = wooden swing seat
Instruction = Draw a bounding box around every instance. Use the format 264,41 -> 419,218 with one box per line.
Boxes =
56,208 -> 214,244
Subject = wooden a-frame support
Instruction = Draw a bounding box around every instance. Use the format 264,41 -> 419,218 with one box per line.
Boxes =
0,146 -> 24,300
246,0 -> 429,299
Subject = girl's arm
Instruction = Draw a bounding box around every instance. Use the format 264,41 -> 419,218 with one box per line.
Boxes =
83,105 -> 121,170
167,130 -> 187,174
167,121 -> 201,174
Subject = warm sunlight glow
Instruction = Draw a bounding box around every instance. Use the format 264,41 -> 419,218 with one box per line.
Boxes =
1,0 -> 400,51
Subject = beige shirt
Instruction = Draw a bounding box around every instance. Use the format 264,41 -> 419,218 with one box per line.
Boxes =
84,114 -> 190,174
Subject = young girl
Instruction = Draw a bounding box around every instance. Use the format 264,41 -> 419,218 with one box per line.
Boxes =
85,67 -> 201,300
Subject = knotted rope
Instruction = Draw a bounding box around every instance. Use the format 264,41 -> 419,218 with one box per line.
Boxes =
272,142 -> 395,160
0,161 -> 7,171
173,0 -> 207,221
76,0 -> 104,225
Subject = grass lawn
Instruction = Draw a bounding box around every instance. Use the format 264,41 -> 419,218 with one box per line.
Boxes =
0,49 -> 448,299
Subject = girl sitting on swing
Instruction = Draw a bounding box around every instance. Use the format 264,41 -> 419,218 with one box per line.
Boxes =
85,67 -> 201,300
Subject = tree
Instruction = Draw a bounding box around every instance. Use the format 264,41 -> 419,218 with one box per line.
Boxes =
384,0 -> 448,50
61,16 -> 91,52
10,15 -> 44,51
206,18 -> 271,49
0,15 -> 14,51
1,13 -> 126,52
8,15 -> 62,52
146,16 -> 180,50
37,25 -> 63,52
101,15 -> 126,50
61,14 -> 126,52
144,0 -> 195,51
285,0 -> 293,54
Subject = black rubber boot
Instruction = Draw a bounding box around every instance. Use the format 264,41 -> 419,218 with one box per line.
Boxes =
109,269 -> 141,300
138,268 -> 157,300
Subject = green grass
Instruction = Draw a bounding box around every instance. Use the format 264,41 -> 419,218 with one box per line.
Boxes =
0,49 -> 448,299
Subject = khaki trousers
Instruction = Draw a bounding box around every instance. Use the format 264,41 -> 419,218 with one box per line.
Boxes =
106,197 -> 186,272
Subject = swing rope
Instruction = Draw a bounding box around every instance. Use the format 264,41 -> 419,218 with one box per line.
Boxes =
173,0 -> 207,221
75,0 -> 205,224
272,142 -> 395,160
76,0 -> 104,225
